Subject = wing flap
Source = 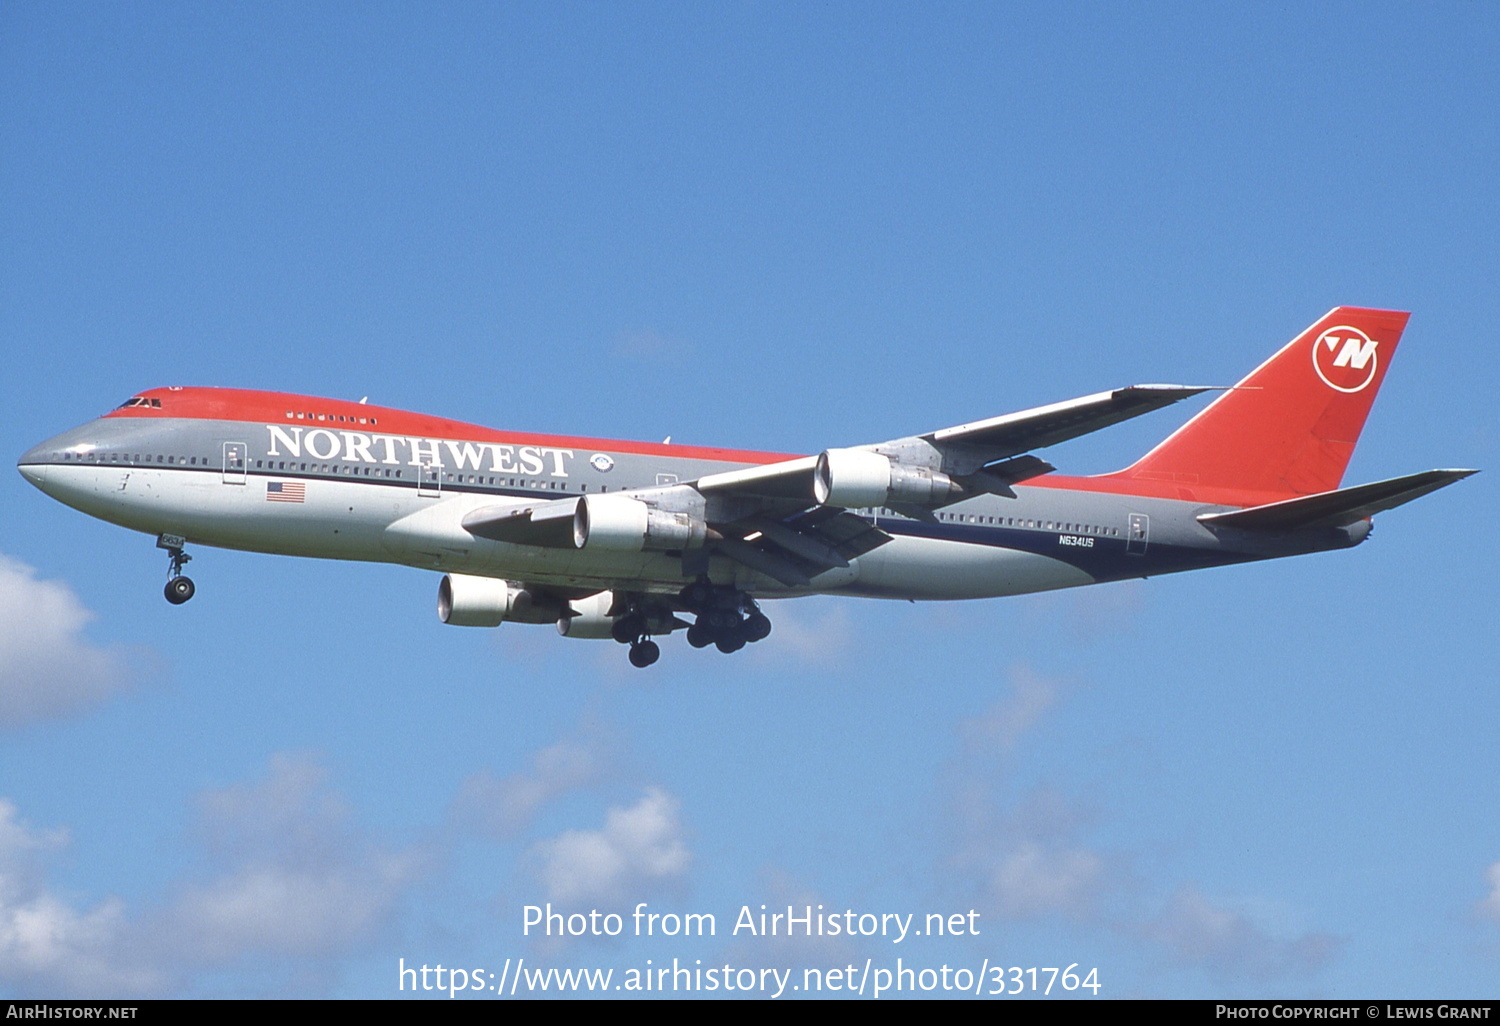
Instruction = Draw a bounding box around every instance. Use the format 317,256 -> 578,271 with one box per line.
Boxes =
1197,469 -> 1476,531
714,537 -> 812,587
715,510 -> 892,585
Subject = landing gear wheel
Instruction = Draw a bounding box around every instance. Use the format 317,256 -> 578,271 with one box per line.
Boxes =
628,640 -> 660,668
715,631 -> 746,654
611,614 -> 646,645
686,622 -> 714,649
705,608 -> 737,631
743,612 -> 772,642
165,576 -> 196,605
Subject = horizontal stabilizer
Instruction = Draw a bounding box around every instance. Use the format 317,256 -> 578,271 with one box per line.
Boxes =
1198,469 -> 1476,531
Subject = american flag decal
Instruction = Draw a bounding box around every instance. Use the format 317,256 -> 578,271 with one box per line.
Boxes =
266,481 -> 306,503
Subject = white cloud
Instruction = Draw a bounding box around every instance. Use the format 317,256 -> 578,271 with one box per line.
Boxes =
939,667 -> 1345,988
950,782 -> 1116,922
533,788 -> 690,905
164,754 -> 421,964
946,668 -> 1116,920
168,859 -> 413,963
0,755 -> 423,996
960,664 -> 1061,753
988,840 -> 1108,920
1147,886 -> 1342,983
455,729 -> 613,840
0,800 -> 161,996
1479,861 -> 1500,923
748,599 -> 855,667
0,556 -> 132,729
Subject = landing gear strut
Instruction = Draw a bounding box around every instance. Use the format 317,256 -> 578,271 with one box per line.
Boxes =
158,534 -> 195,605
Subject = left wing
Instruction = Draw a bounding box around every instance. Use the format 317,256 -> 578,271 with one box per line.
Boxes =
696,384 -> 1212,503
683,383 -> 1212,582
459,384 -> 1212,587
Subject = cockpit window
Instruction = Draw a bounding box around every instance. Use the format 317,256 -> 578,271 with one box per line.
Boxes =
115,396 -> 160,409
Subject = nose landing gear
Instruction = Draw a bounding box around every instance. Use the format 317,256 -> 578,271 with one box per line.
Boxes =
158,534 -> 195,605
165,574 -> 195,604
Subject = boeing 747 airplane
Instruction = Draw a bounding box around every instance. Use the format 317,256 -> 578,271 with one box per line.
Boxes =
17,307 -> 1474,667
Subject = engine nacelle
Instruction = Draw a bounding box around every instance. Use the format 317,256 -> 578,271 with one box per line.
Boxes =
573,493 -> 710,552
438,575 -> 559,626
438,574 -> 517,627
815,449 -> 963,508
814,448 -> 891,507
557,591 -> 618,638
887,464 -> 966,506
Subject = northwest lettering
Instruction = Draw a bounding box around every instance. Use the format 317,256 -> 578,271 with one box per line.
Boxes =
265,425 -> 575,477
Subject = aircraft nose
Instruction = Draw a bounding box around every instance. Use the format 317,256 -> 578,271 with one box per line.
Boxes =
17,443 -> 51,487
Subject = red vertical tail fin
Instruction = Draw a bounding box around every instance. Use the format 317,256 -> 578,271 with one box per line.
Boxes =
1108,307 -> 1410,500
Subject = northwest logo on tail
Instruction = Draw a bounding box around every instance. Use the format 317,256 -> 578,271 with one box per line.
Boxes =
1313,325 -> 1380,393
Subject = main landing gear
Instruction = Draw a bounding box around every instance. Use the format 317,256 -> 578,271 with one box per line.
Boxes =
607,583 -> 774,668
680,581 -> 772,656
158,534 -> 195,605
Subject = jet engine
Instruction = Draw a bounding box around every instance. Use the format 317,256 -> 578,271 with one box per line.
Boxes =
573,493 -> 710,552
814,448 -> 963,508
557,591 -> 618,638
437,575 -> 558,627
437,574 -> 517,627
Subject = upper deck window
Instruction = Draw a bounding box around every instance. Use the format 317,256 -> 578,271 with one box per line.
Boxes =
287,409 -> 376,425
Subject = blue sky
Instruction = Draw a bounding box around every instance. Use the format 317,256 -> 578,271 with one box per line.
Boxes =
2,1 -> 1497,999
